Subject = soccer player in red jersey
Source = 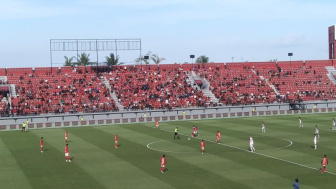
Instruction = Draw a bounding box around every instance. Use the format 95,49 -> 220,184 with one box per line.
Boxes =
64,130 -> 68,143
155,120 -> 160,130
192,125 -> 198,137
115,134 -> 118,148
160,154 -> 167,173
64,144 -> 71,162
200,139 -> 205,154
321,154 -> 328,173
216,131 -> 221,144
191,125 -> 196,138
40,137 -> 44,153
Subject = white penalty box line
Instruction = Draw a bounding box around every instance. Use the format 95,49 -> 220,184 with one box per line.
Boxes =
144,125 -> 336,176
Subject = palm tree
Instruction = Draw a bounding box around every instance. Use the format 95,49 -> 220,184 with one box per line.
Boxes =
135,51 -> 152,65
105,53 -> 123,70
64,56 -> 75,66
135,56 -> 142,64
151,53 -> 166,65
75,52 -> 92,66
195,55 -> 209,68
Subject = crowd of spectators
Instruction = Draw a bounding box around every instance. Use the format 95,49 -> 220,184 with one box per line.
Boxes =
105,66 -> 210,110
257,65 -> 336,102
197,66 -> 279,105
2,63 -> 336,117
5,70 -> 118,116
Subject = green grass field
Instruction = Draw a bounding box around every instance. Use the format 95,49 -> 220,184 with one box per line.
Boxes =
1,113 -> 336,188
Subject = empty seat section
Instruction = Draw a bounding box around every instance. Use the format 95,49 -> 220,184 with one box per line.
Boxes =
0,68 -> 5,76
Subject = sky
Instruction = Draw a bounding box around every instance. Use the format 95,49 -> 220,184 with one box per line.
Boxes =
1,0 -> 336,68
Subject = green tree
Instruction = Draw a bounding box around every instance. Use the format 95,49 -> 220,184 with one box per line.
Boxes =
105,53 -> 122,68
195,55 -> 209,64
75,52 -> 92,66
64,56 -> 75,66
195,55 -> 209,68
151,53 -> 166,65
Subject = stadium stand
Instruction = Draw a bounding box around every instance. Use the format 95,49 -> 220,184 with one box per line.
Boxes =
0,68 -> 6,76
2,60 -> 336,116
7,69 -> 118,116
256,63 -> 336,101
105,65 -> 209,110
198,66 -> 278,105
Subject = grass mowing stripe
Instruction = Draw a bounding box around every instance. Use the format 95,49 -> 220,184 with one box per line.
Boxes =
0,131 -> 105,189
143,124 -> 336,176
73,126 -> 250,189
193,119 -> 336,162
61,127 -> 174,189
142,124 -> 336,188
0,136 -> 33,189
123,125 -> 301,186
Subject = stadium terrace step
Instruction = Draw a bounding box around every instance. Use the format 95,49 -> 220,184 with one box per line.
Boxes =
325,66 -> 336,85
192,71 -> 220,104
186,71 -> 200,90
9,84 -> 17,98
102,76 -> 124,111
258,75 -> 280,96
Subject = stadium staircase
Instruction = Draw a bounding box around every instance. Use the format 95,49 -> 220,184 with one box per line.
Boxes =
102,76 -> 124,111
9,84 -> 17,98
186,71 -> 200,90
0,76 -> 12,109
191,71 -> 220,104
252,69 -> 280,95
0,76 -> 7,83
325,66 -> 336,85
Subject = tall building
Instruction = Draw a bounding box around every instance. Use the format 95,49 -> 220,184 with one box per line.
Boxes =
329,25 -> 336,59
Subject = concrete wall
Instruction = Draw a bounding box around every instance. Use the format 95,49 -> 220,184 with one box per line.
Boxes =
1,101 -> 336,131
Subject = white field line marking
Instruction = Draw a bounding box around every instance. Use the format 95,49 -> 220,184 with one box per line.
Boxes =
254,137 -> 293,151
144,125 -> 336,176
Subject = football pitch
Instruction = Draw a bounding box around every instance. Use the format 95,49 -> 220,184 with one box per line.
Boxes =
1,113 -> 336,188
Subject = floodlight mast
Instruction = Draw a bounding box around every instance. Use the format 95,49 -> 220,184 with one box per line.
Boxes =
288,53 -> 293,67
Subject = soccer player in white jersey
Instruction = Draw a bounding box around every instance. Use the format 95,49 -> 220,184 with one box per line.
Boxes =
315,125 -> 320,138
332,118 -> 336,130
299,117 -> 303,128
261,121 -> 266,133
313,134 -> 318,150
249,136 -> 255,152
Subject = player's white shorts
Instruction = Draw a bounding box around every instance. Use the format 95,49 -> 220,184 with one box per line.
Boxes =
115,141 -> 118,144
314,141 -> 317,145
65,153 -> 69,157
250,143 -> 254,148
40,145 -> 43,148
65,137 -> 68,140
201,147 -> 204,150
161,164 -> 165,168
193,131 -> 197,134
